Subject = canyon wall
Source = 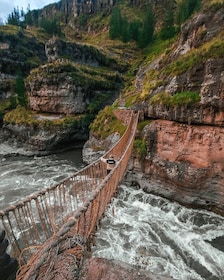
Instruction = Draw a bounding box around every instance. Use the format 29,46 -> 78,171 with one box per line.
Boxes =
125,119 -> 224,214
124,6 -> 224,214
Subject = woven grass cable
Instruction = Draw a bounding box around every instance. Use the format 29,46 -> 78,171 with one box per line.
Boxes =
27,200 -> 40,243
18,245 -> 41,267
17,221 -> 86,280
0,110 -> 139,279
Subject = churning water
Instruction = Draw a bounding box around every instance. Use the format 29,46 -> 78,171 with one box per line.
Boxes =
0,147 -> 224,280
92,185 -> 224,280
0,148 -> 84,210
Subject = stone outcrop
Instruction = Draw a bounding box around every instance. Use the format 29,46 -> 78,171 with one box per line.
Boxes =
39,0 -> 116,27
125,119 -> 224,213
26,61 -> 121,115
26,37 -> 123,115
1,120 -> 87,155
1,37 -> 123,153
38,0 -> 172,22
45,37 -> 122,70
0,229 -> 18,280
82,132 -> 120,163
80,257 -> 174,280
125,6 -> 224,214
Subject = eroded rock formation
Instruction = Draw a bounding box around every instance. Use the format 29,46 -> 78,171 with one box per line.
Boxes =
125,6 -> 224,214
125,120 -> 224,213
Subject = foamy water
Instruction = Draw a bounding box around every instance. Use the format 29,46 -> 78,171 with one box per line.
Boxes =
92,184 -> 224,280
1,148 -> 224,280
0,149 -> 84,210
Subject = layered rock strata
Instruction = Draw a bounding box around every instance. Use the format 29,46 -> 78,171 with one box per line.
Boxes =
126,6 -> 224,214
125,119 -> 224,214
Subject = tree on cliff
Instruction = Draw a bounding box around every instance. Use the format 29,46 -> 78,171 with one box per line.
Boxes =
7,7 -> 23,26
109,4 -> 155,48
160,3 -> 176,40
137,4 -> 155,48
39,16 -> 62,36
14,72 -> 27,108
175,0 -> 201,26
109,7 -> 122,40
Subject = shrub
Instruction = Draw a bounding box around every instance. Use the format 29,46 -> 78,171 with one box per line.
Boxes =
134,139 -> 147,160
150,92 -> 171,106
170,91 -> 201,105
150,91 -> 200,106
3,106 -> 35,125
89,106 -> 126,139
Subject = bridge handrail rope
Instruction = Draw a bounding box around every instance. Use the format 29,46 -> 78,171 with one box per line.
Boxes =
0,109 -> 139,280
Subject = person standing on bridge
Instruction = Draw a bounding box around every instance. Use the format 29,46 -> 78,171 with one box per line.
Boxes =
101,154 -> 117,174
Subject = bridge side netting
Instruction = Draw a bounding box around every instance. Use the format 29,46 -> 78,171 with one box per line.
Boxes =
0,110 -> 139,280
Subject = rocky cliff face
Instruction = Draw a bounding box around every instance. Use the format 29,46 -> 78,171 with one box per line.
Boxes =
39,0 -> 115,27
37,0 -> 170,32
1,120 -> 88,154
125,120 -> 224,213
0,28 -> 46,99
1,37 -> 123,153
124,6 -> 224,214
26,37 -> 122,115
39,0 -> 170,19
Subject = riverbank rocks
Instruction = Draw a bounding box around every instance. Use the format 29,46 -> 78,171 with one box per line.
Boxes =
80,257 -> 174,280
0,229 -> 18,280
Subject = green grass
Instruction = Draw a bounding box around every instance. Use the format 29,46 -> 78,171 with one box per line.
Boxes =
137,120 -> 151,132
27,61 -> 121,93
3,106 -> 86,128
134,139 -> 147,160
163,33 -> 224,77
89,106 -> 126,139
0,25 -> 20,35
139,31 -> 224,100
150,91 -> 201,106
0,100 -> 11,112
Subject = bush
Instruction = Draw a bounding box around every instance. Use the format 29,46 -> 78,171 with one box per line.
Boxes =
89,106 -> 126,139
134,139 -> 147,160
150,91 -> 200,106
3,106 -> 35,125
170,91 -> 201,105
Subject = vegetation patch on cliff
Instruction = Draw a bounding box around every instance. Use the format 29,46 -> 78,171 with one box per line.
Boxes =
134,139 -> 147,160
27,61 -> 122,90
3,106 -> 87,128
150,91 -> 201,107
140,29 -> 224,99
89,106 -> 126,140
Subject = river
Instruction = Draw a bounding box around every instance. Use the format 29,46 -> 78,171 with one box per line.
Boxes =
92,185 -> 224,280
0,149 -> 224,280
0,148 -> 84,210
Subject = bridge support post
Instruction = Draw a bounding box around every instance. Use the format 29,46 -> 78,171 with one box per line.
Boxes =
0,229 -> 18,280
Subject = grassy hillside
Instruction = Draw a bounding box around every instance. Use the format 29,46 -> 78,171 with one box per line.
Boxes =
1,0 -> 223,138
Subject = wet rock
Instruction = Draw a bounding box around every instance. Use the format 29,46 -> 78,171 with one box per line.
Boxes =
81,257 -> 174,280
0,229 -> 18,280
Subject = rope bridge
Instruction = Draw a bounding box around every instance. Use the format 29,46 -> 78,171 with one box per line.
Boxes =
0,109 -> 139,280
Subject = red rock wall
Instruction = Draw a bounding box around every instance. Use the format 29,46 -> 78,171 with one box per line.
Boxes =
131,119 -> 224,214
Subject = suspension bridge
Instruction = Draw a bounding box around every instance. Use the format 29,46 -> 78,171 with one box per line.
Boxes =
0,109 -> 139,280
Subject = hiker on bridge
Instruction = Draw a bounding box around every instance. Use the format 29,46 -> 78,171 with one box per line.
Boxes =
101,154 -> 117,174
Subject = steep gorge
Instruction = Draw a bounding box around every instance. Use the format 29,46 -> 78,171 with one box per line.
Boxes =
124,5 -> 224,215
0,1 -> 223,213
